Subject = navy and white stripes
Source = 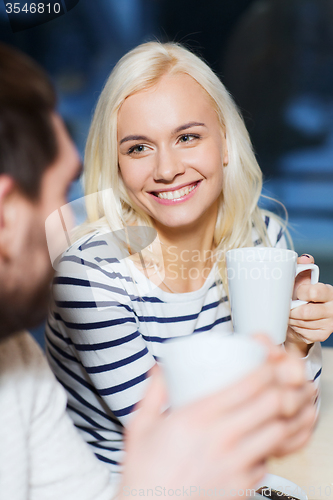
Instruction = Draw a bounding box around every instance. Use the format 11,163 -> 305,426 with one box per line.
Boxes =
45,217 -> 321,473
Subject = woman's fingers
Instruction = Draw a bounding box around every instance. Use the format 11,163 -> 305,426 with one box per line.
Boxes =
292,283 -> 333,306
293,254 -> 315,299
289,312 -> 333,342
289,283 -> 333,343
297,254 -> 315,265
289,318 -> 331,331
287,326 -> 330,343
290,302 -> 328,322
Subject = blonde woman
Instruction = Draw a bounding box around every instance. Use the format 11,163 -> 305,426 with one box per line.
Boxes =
46,42 -> 331,472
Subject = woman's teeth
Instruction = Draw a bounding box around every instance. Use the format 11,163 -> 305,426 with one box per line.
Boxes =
157,183 -> 197,200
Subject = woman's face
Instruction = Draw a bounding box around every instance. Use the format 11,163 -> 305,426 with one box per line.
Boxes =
117,73 -> 228,232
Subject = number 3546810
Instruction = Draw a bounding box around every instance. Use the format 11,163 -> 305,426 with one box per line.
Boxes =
5,3 -> 61,14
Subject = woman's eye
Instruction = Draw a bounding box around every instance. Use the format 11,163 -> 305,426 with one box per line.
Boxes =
128,144 -> 147,154
179,134 -> 199,143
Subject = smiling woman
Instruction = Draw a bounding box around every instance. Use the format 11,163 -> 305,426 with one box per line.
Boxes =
117,73 -> 227,234
45,41 -> 325,473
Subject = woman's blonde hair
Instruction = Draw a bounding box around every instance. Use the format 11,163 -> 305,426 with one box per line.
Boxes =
79,41 -> 286,287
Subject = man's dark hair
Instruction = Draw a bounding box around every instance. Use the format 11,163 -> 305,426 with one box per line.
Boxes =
0,43 -> 58,199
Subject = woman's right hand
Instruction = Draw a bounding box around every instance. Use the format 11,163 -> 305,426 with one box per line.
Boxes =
119,342 -> 316,499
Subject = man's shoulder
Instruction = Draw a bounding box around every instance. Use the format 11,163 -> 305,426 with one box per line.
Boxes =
0,331 -> 65,424
0,331 -> 58,401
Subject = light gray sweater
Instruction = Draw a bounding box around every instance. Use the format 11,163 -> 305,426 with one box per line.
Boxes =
0,332 -> 116,500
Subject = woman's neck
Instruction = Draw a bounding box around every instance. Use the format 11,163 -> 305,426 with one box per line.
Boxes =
154,209 -> 217,294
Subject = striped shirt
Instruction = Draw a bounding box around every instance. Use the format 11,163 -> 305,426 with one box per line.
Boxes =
45,216 -> 322,474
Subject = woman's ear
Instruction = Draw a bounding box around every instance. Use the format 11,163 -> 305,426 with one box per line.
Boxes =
222,131 -> 229,167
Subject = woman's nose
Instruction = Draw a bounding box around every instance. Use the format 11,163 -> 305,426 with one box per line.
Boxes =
153,147 -> 185,183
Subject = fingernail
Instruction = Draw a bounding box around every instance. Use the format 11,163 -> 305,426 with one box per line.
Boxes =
301,254 -> 311,259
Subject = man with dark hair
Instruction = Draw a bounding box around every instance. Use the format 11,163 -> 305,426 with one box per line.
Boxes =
0,43 -> 62,335
0,43 -> 316,500
0,44 -> 115,499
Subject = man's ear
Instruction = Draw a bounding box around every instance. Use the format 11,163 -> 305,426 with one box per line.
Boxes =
0,175 -> 17,260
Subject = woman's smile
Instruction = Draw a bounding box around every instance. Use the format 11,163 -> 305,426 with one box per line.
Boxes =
117,72 -> 228,230
149,180 -> 201,204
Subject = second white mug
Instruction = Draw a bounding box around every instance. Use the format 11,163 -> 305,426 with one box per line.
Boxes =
162,334 -> 267,408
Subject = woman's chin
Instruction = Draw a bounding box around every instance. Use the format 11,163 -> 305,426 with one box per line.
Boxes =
153,216 -> 204,232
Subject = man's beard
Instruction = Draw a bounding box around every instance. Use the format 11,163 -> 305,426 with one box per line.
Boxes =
0,270 -> 53,343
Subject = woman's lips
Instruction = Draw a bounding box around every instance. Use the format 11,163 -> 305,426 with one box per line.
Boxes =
148,181 -> 201,205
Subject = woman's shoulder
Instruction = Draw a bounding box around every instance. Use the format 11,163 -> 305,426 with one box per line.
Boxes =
53,230 -> 143,308
253,212 -> 288,248
55,229 -> 130,278
66,230 -> 112,257
67,229 -> 133,261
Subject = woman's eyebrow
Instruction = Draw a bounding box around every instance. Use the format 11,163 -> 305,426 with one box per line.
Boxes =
119,134 -> 151,145
173,122 -> 206,134
119,122 -> 206,145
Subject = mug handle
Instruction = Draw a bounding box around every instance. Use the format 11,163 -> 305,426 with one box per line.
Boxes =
290,264 -> 320,310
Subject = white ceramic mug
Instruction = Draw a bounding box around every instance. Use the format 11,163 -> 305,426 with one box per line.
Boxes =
162,334 -> 267,408
226,248 -> 319,344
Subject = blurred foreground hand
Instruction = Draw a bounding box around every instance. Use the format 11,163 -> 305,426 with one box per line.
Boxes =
287,254 -> 333,357
119,338 -> 316,499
